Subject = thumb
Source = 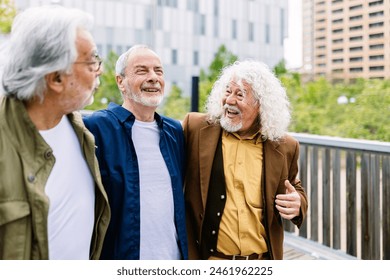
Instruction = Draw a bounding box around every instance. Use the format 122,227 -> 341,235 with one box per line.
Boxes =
284,180 -> 295,194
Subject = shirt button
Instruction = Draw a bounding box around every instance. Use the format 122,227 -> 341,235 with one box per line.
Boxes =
44,150 -> 52,159
199,213 -> 203,220
220,195 -> 225,200
216,212 -> 221,216
210,249 -> 214,253
211,230 -> 216,235
27,174 -> 36,183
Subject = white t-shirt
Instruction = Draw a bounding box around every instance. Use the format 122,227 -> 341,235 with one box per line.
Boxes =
132,119 -> 181,260
39,116 -> 95,260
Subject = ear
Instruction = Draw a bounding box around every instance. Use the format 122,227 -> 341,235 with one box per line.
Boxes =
45,72 -> 65,93
116,75 -> 125,93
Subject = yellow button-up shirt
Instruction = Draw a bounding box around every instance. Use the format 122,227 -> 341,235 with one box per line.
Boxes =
216,131 -> 268,256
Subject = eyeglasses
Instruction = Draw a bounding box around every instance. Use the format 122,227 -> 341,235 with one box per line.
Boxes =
74,54 -> 102,72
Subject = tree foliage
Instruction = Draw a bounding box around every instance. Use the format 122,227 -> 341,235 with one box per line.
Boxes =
282,75 -> 390,142
85,51 -> 122,110
0,0 -> 16,34
159,85 -> 190,120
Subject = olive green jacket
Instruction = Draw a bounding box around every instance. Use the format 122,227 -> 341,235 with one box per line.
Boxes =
0,96 -> 110,259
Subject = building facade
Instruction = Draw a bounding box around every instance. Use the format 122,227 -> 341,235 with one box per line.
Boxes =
303,0 -> 390,82
11,0 -> 288,96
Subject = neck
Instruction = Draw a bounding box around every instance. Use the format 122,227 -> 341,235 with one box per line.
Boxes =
25,98 -> 64,130
122,99 -> 156,122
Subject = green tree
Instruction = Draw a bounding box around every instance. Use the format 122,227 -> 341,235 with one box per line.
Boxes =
273,59 -> 288,77
159,85 -> 190,120
0,0 -> 16,34
198,45 -> 238,112
85,51 -> 122,110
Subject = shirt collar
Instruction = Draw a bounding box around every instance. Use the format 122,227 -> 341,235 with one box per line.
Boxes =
107,102 -> 163,127
223,129 -> 264,144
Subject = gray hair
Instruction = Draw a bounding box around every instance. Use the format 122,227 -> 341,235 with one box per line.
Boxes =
115,44 -> 157,77
0,5 -> 93,101
206,60 -> 291,141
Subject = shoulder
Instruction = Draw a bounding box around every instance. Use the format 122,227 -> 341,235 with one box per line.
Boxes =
83,109 -> 117,131
161,115 -> 182,130
182,112 -> 208,130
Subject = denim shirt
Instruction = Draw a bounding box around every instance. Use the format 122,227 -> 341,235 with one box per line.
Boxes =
83,102 -> 188,260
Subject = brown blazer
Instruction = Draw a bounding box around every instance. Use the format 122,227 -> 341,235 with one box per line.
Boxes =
183,112 -> 308,260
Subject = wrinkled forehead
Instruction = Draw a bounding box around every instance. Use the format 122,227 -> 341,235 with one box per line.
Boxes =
227,78 -> 251,90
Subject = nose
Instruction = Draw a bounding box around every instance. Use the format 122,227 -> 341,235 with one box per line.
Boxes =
147,70 -> 159,82
225,94 -> 237,105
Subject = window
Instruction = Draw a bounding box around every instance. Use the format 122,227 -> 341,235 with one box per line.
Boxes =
265,24 -> 270,44
350,46 -> 363,52
350,67 -> 363,72
332,48 -> 343,53
369,1 -> 383,7
350,36 -> 363,42
332,8 -> 343,14
332,18 -> 343,24
332,28 -> 343,34
200,14 -> 206,35
172,49 -> 177,65
349,4 -> 363,11
369,55 -> 384,61
193,51 -> 199,66
369,22 -> 384,28
333,38 -> 343,43
249,22 -> 254,41
369,11 -> 384,18
332,69 -> 343,73
350,57 -> 363,62
332,58 -> 344,63
232,19 -> 237,39
350,15 -> 362,21
369,66 -> 384,71
370,44 -> 384,50
350,25 -> 363,31
369,33 -> 384,39
213,0 -> 219,16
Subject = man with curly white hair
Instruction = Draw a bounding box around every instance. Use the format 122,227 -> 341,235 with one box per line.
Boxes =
183,60 -> 308,260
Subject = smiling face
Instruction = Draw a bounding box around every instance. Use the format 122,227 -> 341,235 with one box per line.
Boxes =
117,48 -> 165,107
220,79 -> 260,138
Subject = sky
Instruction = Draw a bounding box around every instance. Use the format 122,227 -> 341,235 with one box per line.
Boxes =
284,0 -> 302,69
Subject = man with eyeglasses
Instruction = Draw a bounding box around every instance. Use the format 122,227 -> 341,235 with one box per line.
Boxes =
0,6 -> 110,260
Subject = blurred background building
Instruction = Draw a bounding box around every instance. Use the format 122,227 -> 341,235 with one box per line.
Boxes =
8,0 -> 289,96
302,0 -> 390,82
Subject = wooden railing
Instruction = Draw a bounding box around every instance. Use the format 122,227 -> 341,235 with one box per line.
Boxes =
284,133 -> 390,260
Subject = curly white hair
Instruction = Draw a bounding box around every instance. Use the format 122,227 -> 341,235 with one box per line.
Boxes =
206,60 -> 291,141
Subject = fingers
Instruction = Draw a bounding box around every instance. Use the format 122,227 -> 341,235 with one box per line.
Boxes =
275,204 -> 298,220
275,179 -> 301,220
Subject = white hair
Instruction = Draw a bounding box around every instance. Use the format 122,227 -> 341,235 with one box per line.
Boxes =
115,44 -> 157,76
0,5 -> 93,101
206,60 -> 291,141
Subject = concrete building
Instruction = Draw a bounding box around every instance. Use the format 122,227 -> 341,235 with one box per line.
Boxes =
10,0 -> 288,96
302,0 -> 390,82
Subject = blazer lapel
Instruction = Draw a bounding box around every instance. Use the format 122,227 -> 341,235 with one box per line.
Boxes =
199,124 -> 221,210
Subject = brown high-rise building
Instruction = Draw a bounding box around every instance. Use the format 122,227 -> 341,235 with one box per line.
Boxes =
302,0 -> 390,82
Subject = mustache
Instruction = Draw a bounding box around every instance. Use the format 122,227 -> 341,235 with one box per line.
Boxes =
223,104 -> 241,114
